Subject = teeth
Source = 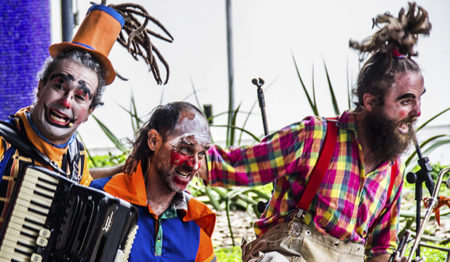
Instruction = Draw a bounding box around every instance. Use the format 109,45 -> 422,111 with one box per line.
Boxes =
50,113 -> 66,122
50,111 -> 68,122
178,170 -> 190,178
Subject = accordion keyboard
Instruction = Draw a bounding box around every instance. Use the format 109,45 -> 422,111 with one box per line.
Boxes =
0,165 -> 138,262
0,167 -> 58,261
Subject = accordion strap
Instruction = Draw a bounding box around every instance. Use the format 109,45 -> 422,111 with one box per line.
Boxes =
0,121 -> 67,176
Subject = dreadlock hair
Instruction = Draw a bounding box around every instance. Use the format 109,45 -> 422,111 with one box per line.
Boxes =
349,2 -> 431,110
131,102 -> 205,163
104,1 -> 174,85
37,49 -> 106,110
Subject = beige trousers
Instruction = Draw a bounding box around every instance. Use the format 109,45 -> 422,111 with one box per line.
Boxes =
241,211 -> 365,262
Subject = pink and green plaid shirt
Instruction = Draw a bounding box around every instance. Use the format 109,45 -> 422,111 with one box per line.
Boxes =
206,111 -> 403,257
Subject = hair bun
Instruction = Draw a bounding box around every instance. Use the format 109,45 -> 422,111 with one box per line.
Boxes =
349,2 -> 431,58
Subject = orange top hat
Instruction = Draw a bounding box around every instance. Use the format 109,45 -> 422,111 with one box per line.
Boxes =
48,5 -> 125,85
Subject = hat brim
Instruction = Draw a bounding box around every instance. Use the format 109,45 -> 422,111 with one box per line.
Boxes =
49,42 -> 116,85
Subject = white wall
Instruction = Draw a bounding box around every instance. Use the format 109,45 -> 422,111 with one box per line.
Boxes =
50,0 -> 450,165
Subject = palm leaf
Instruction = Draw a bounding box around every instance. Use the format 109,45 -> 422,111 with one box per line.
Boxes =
226,105 -> 241,147
91,114 -> 127,153
346,58 -> 352,109
190,77 -> 202,110
212,124 -> 261,142
76,133 -> 97,167
416,107 -> 450,132
324,61 -> 340,115
405,134 -> 450,170
292,55 -> 318,115
311,65 -> 319,116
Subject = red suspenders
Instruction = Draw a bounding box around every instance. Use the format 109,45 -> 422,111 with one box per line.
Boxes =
296,119 -> 398,218
297,120 -> 338,211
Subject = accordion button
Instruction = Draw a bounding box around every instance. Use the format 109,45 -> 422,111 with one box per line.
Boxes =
31,253 -> 43,262
36,236 -> 48,247
39,228 -> 51,238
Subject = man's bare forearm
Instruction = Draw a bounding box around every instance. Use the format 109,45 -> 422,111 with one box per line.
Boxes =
90,164 -> 124,179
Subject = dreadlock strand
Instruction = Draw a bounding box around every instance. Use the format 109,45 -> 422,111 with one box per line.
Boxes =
103,1 -> 173,85
115,6 -> 174,42
151,46 -> 170,84
150,58 -> 162,85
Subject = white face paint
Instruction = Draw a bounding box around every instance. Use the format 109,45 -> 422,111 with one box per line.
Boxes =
31,59 -> 98,145
154,110 -> 211,193
167,110 -> 211,148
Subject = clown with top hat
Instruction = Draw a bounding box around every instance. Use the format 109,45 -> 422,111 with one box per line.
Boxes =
0,1 -> 171,231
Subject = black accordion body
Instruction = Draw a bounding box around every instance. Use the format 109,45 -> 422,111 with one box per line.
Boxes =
0,165 -> 138,262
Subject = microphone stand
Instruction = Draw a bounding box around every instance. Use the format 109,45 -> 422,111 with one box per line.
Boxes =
252,78 -> 268,136
251,77 -> 271,214
406,131 -> 435,259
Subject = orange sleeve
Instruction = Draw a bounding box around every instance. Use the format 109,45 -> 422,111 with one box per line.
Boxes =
80,151 -> 93,186
195,227 -> 216,262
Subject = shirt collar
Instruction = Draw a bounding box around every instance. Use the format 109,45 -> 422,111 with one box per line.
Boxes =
336,110 -> 357,134
104,161 -> 190,215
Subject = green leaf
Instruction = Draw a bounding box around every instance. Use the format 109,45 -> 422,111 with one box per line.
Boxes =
324,61 -> 340,115
405,135 -> 450,170
311,65 -> 319,115
76,133 -> 97,167
190,77 -> 202,110
416,107 -> 450,132
226,105 -> 241,147
212,124 -> 261,142
346,58 -> 352,109
91,114 -> 127,153
292,55 -> 318,115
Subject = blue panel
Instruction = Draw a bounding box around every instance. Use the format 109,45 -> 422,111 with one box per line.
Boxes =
0,0 -> 51,119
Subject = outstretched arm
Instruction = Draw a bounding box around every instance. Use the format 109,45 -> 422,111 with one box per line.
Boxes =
90,164 -> 124,179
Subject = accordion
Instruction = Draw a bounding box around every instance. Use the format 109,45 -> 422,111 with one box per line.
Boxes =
0,165 -> 138,262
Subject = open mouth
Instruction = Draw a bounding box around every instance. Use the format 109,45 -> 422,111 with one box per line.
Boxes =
45,106 -> 74,128
176,168 -> 193,180
398,122 -> 409,134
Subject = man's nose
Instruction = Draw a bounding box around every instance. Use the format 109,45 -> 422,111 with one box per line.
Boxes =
60,91 -> 73,109
412,101 -> 421,117
186,155 -> 201,171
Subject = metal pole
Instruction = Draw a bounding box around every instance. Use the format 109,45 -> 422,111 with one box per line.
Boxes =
61,0 -> 73,42
225,0 -> 234,143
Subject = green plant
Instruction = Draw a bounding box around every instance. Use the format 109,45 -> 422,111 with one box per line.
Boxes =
215,246 -> 241,262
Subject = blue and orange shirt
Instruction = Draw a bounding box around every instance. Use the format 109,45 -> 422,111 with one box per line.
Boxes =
90,161 -> 216,262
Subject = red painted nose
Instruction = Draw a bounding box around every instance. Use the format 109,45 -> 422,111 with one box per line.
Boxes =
186,156 -> 201,171
61,99 -> 71,109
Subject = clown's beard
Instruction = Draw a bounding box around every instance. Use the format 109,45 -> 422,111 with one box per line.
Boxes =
361,109 -> 415,164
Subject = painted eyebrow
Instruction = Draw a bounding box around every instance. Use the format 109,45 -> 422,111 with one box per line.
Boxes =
77,81 -> 93,99
49,73 -> 92,99
396,93 -> 416,101
50,73 -> 74,82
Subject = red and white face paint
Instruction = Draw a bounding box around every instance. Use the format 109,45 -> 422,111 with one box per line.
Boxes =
381,71 -> 424,136
155,110 -> 211,193
31,59 -> 98,145
170,148 -> 201,172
